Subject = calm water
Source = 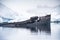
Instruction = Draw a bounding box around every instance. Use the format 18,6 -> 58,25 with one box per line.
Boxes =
0,23 -> 60,40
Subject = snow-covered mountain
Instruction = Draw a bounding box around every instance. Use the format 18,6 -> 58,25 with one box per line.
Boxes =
0,16 -> 13,23
51,5 -> 60,21
0,3 -> 18,22
0,3 -> 18,19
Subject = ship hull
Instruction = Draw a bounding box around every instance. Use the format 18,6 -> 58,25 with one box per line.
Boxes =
0,15 -> 51,32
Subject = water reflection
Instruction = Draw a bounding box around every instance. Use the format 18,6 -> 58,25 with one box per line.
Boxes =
0,23 -> 60,40
28,26 -> 51,34
20,22 -> 51,34
0,24 -> 51,34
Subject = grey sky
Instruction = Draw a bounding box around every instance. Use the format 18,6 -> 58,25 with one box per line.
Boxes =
0,0 -> 60,22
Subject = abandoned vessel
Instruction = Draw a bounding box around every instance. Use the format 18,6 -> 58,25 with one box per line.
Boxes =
0,15 -> 51,32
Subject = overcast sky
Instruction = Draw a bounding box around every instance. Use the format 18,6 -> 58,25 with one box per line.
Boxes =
0,0 -> 60,22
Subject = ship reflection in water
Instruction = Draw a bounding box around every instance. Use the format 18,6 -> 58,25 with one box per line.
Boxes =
0,15 -> 51,33
0,23 -> 60,40
25,24 -> 51,34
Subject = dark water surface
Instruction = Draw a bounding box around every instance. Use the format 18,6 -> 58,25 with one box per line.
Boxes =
0,23 -> 60,40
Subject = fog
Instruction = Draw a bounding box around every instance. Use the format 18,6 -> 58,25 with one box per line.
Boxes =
0,0 -> 60,22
